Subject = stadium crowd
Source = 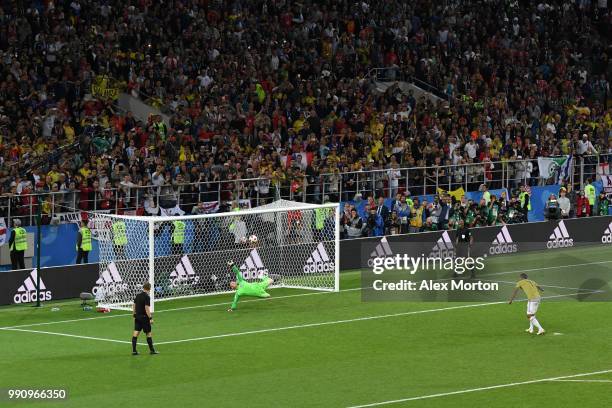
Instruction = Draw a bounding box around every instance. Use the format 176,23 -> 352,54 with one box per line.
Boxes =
0,0 -> 610,231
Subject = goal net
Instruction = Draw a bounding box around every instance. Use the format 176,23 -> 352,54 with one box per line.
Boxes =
91,200 -> 339,311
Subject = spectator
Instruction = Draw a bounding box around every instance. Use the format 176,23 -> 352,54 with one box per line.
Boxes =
576,191 -> 591,218
557,188 -> 571,218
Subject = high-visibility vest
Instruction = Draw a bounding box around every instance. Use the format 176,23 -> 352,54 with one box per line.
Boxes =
172,220 -> 186,244
12,227 -> 27,251
483,191 -> 491,205
584,184 -> 596,206
229,207 -> 240,231
80,227 -> 92,251
314,208 -> 327,230
519,192 -> 532,211
405,198 -> 414,208
113,221 -> 128,246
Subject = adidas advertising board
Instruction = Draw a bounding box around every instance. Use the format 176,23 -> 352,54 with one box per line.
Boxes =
169,255 -> 201,288
303,242 -> 335,274
429,231 -> 455,258
489,226 -> 518,255
92,262 -> 128,298
240,248 -> 269,280
602,222 -> 612,244
367,237 -> 394,267
546,220 -> 574,249
13,269 -> 52,303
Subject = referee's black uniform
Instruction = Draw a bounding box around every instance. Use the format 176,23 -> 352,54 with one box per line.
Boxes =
132,285 -> 158,355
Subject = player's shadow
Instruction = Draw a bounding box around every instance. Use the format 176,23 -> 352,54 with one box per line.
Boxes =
577,278 -> 611,302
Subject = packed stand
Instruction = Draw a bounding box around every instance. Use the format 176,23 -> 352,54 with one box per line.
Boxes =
0,0 -> 610,230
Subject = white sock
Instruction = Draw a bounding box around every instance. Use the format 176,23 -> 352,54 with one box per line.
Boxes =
528,320 -> 534,330
530,316 -> 543,331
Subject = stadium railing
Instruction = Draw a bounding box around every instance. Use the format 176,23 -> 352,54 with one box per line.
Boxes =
0,155 -> 607,226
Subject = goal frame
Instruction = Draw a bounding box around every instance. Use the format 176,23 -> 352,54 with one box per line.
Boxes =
96,202 -> 340,311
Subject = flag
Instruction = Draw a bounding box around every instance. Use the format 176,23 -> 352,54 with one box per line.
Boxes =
160,204 -> 186,217
557,154 -> 573,185
0,218 -> 6,246
538,155 -> 572,183
602,175 -> 612,194
437,187 -> 465,201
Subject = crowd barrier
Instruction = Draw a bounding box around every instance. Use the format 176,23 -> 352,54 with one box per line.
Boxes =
1,216 -> 610,306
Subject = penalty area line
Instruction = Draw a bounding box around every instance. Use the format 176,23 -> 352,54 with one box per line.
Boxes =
2,258 -> 608,330
153,291 -> 580,345
346,369 -> 612,408
0,292 -> 581,346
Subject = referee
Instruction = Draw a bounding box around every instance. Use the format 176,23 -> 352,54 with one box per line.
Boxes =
131,283 -> 158,355
454,219 -> 474,278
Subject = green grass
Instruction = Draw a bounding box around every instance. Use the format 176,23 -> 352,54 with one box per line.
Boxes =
1,246 -> 612,407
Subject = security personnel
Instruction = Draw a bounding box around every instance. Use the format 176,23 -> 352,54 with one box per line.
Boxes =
76,220 -> 92,264
228,201 -> 241,232
584,179 -> 596,215
314,207 -> 328,232
171,218 -> 186,255
113,220 -> 128,259
518,185 -> 531,216
9,219 -> 27,270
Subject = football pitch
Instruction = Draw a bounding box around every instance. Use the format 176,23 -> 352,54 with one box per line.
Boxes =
1,245 -> 612,408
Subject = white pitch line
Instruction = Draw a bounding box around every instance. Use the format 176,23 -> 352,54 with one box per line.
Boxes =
153,301 -> 506,345
153,292 -> 578,346
479,279 -> 603,293
0,292 -> 582,346
480,260 -> 612,278
550,379 -> 612,383
2,257 -> 609,330
0,287 -> 363,330
346,369 -> 612,408
1,327 -> 133,345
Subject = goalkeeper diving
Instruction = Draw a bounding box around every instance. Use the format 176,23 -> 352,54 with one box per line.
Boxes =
226,260 -> 274,311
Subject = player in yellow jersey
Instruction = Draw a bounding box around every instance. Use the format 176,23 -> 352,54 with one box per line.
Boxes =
508,273 -> 545,335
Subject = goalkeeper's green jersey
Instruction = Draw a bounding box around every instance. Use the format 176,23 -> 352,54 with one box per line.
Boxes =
230,265 -> 271,310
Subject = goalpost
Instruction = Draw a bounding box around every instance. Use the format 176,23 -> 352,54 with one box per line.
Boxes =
90,200 -> 340,311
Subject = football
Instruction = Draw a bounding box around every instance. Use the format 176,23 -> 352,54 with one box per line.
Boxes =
248,234 -> 258,244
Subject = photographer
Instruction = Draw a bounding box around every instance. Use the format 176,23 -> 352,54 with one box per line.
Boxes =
596,192 -> 610,216
364,208 -> 384,237
388,211 -> 402,235
544,194 -> 561,220
345,208 -> 364,239
505,199 -> 521,224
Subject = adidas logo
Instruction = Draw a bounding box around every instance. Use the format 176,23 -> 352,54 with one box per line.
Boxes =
602,222 -> 612,244
92,262 -> 128,298
367,237 -> 394,267
546,220 -> 574,249
303,242 -> 335,274
429,231 -> 455,258
240,249 -> 268,280
169,255 -> 200,287
13,269 -> 52,304
489,226 -> 518,255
